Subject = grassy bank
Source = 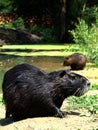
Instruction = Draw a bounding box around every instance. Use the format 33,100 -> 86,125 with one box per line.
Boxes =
0,44 -> 86,57
0,44 -> 67,50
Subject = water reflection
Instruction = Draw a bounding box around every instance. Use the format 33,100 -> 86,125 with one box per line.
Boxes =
0,55 -> 64,93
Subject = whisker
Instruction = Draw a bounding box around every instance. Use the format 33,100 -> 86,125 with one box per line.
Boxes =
73,88 -> 80,96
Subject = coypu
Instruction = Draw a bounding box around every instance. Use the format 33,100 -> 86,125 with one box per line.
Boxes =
63,53 -> 87,70
2,63 -> 90,121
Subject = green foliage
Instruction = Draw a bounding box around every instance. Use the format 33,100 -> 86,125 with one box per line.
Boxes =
66,0 -> 79,20
70,6 -> 98,65
0,0 -> 14,13
71,19 -> 98,45
31,26 -> 57,43
82,6 -> 98,26
86,0 -> 98,7
0,0 -> 98,43
0,23 -> 13,29
12,17 -> 25,29
0,96 -> 2,105
70,20 -> 89,44
71,21 -> 98,65
67,95 -> 98,116
0,17 -> 25,30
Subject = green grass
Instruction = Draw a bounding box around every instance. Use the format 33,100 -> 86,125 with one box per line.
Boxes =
0,95 -> 3,106
0,51 -> 72,57
0,44 -> 68,50
0,44 -> 85,52
66,94 -> 98,116
0,44 -> 87,57
90,84 -> 98,90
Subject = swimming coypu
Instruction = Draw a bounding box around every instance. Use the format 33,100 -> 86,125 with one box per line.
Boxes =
2,63 -> 90,121
63,53 -> 87,70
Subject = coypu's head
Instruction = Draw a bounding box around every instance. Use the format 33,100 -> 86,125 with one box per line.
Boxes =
63,56 -> 73,66
57,70 -> 90,97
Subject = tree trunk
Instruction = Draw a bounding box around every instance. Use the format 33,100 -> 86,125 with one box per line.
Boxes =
59,0 -> 66,42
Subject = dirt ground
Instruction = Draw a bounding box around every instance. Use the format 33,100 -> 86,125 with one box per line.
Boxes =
0,67 -> 98,130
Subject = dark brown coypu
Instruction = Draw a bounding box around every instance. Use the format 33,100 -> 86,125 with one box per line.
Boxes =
2,63 -> 90,121
63,53 -> 87,70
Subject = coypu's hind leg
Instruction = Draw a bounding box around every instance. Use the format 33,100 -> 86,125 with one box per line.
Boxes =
5,107 -> 11,118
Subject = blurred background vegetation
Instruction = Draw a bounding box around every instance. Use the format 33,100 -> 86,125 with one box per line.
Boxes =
0,0 -> 98,65
0,0 -> 98,42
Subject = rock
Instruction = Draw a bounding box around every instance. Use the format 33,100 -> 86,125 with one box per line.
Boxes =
0,28 -> 43,45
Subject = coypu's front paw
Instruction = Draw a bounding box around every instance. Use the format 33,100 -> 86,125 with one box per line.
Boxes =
55,108 -> 66,118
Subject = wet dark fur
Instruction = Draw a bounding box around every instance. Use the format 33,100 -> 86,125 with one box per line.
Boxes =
2,63 -> 90,121
63,53 -> 87,70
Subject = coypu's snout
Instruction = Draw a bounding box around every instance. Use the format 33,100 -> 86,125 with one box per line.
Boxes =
74,79 -> 91,97
87,80 -> 91,86
63,61 -> 66,66
68,73 -> 91,97
82,77 -> 91,88
63,60 -> 69,66
85,79 -> 91,91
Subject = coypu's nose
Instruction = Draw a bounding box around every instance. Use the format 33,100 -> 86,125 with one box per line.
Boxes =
82,77 -> 90,86
87,80 -> 90,86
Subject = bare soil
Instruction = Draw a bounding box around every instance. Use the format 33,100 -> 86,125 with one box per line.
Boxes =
0,67 -> 98,130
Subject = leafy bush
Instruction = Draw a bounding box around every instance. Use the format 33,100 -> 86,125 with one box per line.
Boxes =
0,22 -> 13,29
0,0 -> 14,13
31,26 -> 57,43
71,19 -> 98,45
70,19 -> 98,65
0,17 -> 25,30
71,20 -> 89,45
12,17 -> 25,29
82,6 -> 98,26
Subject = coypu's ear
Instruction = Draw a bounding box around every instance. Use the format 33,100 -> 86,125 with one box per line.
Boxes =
66,57 -> 69,59
65,57 -> 69,60
59,70 -> 67,78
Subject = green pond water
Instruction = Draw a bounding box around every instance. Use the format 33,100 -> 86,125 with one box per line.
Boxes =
0,55 -> 64,93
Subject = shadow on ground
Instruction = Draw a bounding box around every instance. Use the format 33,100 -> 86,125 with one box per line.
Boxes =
0,111 -> 80,126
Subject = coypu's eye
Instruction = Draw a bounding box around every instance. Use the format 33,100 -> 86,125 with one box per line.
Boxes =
80,77 -> 87,82
74,76 -> 78,80
71,76 -> 78,80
